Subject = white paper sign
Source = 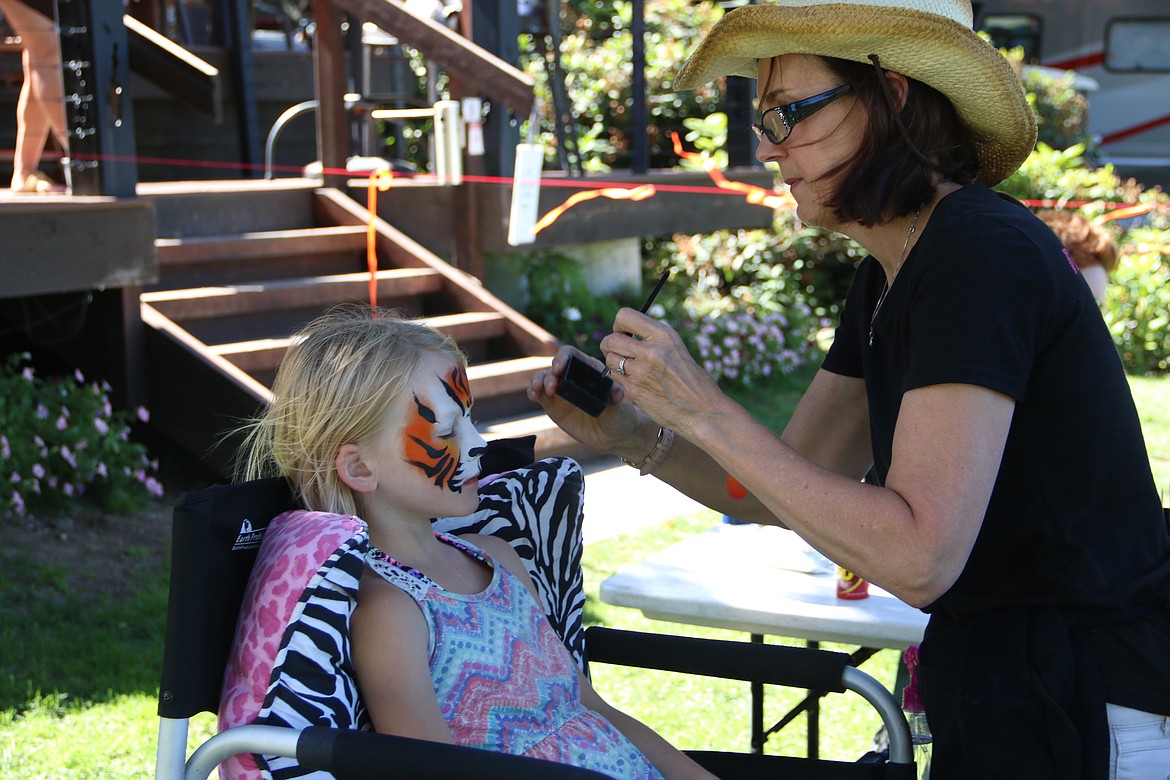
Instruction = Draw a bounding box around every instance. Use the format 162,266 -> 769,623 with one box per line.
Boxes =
508,144 -> 545,246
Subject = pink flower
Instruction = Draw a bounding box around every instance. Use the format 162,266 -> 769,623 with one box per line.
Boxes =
94,418 -> 109,436
32,463 -> 45,479
74,369 -> 85,383
145,477 -> 164,497
56,415 -> 68,431
11,491 -> 25,515
0,436 -> 8,459
136,406 -> 150,423
60,446 -> 77,468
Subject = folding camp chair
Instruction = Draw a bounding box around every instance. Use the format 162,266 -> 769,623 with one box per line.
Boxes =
154,443 -> 914,779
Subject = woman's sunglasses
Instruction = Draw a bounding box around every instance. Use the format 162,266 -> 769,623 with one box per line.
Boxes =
752,84 -> 853,145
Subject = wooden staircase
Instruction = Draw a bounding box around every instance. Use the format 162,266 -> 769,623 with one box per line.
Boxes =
137,180 -> 585,477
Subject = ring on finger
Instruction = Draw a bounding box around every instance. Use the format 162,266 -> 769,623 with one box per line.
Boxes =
617,356 -> 628,376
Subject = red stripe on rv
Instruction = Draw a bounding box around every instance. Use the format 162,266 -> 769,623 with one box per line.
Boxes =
1100,114 -> 1170,146
1045,52 -> 1105,70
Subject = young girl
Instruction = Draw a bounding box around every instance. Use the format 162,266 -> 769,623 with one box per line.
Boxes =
236,305 -> 715,780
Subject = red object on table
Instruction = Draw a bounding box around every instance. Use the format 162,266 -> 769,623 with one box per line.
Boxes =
836,566 -> 870,600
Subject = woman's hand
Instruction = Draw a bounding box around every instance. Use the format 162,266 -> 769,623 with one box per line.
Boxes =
527,346 -> 642,456
600,308 -> 729,438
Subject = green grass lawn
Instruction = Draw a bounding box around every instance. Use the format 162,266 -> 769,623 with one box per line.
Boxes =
1130,374 -> 1170,499
2,369 -> 1168,777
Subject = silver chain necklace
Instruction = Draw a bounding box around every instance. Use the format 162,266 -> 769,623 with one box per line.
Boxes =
869,208 -> 921,347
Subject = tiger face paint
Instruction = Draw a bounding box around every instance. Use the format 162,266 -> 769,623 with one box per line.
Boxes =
402,360 -> 487,494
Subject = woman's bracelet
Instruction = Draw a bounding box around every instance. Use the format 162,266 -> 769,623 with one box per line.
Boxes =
621,427 -> 675,476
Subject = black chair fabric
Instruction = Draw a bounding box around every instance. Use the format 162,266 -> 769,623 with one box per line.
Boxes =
159,476 -> 296,719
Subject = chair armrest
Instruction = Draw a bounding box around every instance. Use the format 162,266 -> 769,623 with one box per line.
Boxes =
305,727 -> 615,779
586,627 -> 850,691
183,724 -> 613,780
584,627 -> 913,765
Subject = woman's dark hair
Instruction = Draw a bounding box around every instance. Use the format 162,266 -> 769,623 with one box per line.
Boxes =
816,55 -> 984,227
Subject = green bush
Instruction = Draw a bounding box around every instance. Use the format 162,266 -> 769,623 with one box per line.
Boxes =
514,248 -> 640,359
1105,231 -> 1170,374
1019,62 -> 1092,153
998,142 -> 1146,211
523,0 -> 723,171
0,353 -> 163,521
643,215 -> 838,387
674,301 -> 817,387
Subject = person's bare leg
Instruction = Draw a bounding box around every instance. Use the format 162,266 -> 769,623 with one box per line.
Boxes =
1,0 -> 68,191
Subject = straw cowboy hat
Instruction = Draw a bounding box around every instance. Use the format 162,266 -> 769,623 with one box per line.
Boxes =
675,0 -> 1036,186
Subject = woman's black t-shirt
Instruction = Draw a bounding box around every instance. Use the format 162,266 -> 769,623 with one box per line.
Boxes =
823,184 -> 1170,718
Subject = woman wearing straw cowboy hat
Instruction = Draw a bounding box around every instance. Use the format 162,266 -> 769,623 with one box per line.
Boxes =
529,0 -> 1170,777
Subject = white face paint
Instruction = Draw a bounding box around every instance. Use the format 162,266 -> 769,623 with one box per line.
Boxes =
400,357 -> 487,495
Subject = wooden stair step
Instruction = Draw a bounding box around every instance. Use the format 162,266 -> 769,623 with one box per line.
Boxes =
207,338 -> 292,374
423,312 -> 508,343
467,356 -> 551,398
155,225 -> 368,265
141,268 -> 443,321
480,412 -> 600,463
210,312 -> 511,374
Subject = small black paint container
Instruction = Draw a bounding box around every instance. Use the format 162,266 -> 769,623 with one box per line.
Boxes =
555,355 -> 613,417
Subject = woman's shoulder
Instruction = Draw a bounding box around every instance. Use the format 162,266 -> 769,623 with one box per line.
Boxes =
937,184 -> 1037,230
928,185 -> 1061,266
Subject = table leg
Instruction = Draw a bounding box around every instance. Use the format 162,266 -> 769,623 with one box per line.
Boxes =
807,639 -> 820,759
750,633 -> 764,753
757,643 -> 885,759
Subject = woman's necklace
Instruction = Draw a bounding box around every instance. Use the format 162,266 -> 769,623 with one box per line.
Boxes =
869,208 -> 921,347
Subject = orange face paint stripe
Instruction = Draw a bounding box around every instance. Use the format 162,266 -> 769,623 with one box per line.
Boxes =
403,393 -> 459,489
441,366 -> 473,415
726,475 -> 747,500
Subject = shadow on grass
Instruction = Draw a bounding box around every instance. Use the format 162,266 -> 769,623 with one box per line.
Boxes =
0,518 -> 170,714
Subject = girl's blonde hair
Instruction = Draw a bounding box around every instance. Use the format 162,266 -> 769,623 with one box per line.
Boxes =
235,305 -> 466,515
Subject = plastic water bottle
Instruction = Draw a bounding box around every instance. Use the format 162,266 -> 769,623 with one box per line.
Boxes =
902,645 -> 932,780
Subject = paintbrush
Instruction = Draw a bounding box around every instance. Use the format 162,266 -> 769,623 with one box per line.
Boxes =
639,268 -> 670,314
600,269 -> 670,379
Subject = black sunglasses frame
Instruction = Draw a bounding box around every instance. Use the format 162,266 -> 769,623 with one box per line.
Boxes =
753,84 -> 853,145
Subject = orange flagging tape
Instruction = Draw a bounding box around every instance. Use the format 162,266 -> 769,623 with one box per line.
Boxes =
670,132 -> 796,211
1095,203 -> 1155,223
532,184 -> 658,234
366,169 -> 395,311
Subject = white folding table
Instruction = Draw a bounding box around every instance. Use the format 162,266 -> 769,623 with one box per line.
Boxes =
599,523 -> 929,757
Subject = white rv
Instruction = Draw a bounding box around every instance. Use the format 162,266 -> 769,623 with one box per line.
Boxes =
974,1 -> 1170,187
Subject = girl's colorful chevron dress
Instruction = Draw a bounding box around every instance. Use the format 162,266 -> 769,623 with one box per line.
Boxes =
365,533 -> 664,780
